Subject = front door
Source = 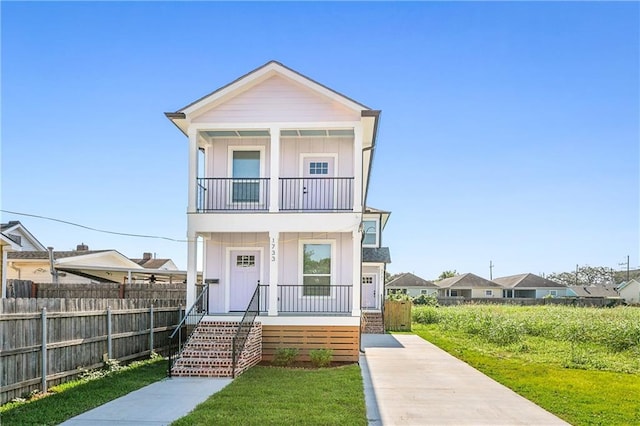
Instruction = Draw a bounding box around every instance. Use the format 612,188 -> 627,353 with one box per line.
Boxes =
362,274 -> 377,309
303,157 -> 334,210
229,250 -> 260,311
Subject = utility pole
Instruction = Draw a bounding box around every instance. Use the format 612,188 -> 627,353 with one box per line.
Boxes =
619,255 -> 630,281
575,264 -> 579,286
489,261 -> 494,280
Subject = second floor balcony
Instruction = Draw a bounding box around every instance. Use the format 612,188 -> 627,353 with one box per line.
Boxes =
196,177 -> 354,212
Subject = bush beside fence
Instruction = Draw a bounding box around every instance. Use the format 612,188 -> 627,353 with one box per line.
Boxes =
0,298 -> 183,405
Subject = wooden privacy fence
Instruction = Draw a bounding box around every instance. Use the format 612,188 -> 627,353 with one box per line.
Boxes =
6,280 -> 186,302
0,298 -> 183,404
384,300 -> 412,331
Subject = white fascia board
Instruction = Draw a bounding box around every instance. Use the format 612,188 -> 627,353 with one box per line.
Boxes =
0,234 -> 21,250
55,264 -> 188,276
188,212 -> 361,234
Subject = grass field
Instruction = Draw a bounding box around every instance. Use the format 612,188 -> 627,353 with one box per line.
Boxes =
171,364 -> 367,426
413,304 -> 640,425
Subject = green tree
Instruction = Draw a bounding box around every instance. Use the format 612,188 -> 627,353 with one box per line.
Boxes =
437,270 -> 457,281
547,265 -> 616,287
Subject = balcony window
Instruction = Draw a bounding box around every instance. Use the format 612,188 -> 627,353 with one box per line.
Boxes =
232,150 -> 260,203
302,243 -> 332,296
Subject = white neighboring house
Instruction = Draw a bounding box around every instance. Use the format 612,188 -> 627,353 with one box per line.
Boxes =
616,279 -> 640,304
165,60 -> 385,361
385,272 -> 439,298
361,208 -> 392,311
1,221 -> 47,298
131,252 -> 179,271
493,273 -> 568,299
435,273 -> 503,298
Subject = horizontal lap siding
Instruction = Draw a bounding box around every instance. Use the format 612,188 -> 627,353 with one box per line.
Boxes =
192,75 -> 360,123
262,325 -> 359,362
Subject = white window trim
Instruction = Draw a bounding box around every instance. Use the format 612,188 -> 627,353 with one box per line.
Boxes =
227,145 -> 267,206
485,289 -> 493,297
224,246 -> 264,312
299,153 -> 338,177
362,217 -> 380,248
298,239 -> 335,298
549,290 -> 558,296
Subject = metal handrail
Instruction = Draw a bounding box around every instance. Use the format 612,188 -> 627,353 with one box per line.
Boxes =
167,284 -> 209,376
231,284 -> 260,378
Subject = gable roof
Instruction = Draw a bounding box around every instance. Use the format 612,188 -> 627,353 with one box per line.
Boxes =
617,279 -> 640,291
493,273 -> 566,289
436,273 -> 502,289
362,247 -> 391,264
131,258 -> 177,270
386,272 -> 438,289
0,221 -> 47,251
364,207 -> 391,230
8,250 -> 110,260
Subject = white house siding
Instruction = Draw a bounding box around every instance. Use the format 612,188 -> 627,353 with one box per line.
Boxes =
6,262 -> 94,283
471,288 -> 502,298
204,137 -> 270,178
619,281 -> 640,304
280,136 -> 354,177
192,75 -> 360,124
204,232 -> 270,313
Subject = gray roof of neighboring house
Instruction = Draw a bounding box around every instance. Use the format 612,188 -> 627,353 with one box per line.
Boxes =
568,285 -> 621,298
436,273 -> 502,289
362,247 -> 391,263
131,258 -> 172,269
386,272 -> 438,289
493,273 -> 566,289
8,250 -> 110,260
617,279 -> 640,291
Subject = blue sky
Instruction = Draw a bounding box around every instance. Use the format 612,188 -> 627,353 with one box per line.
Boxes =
2,2 -> 638,279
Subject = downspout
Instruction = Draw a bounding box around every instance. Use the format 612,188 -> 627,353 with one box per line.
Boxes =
47,247 -> 58,286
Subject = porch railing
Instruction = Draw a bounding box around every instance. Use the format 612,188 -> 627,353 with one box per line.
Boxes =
277,285 -> 352,314
197,178 -> 270,211
231,284 -> 260,378
167,284 -> 209,376
279,177 -> 354,211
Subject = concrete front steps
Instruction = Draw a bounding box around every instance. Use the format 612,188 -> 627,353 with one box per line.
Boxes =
361,312 -> 384,334
171,321 -> 262,378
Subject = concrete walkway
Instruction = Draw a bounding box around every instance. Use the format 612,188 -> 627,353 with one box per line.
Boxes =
361,333 -> 569,426
60,377 -> 231,426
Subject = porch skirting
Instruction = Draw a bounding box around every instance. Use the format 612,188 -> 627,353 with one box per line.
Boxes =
262,325 -> 360,362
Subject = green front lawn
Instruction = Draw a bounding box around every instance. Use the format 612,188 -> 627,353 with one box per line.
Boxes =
172,365 -> 367,426
0,358 -> 167,426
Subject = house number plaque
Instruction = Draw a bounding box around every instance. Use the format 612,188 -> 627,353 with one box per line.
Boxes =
271,238 -> 276,262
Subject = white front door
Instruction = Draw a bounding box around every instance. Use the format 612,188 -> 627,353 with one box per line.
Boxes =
229,250 -> 260,311
362,274 -> 377,309
303,157 -> 334,210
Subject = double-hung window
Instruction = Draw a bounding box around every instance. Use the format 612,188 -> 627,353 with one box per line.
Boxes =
302,243 -> 331,296
362,219 -> 378,247
232,150 -> 260,203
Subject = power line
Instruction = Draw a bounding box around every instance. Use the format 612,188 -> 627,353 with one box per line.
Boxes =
1,209 -> 189,243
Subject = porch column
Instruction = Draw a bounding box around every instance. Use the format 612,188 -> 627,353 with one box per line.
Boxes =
186,230 -> 198,308
351,230 -> 361,317
269,127 -> 280,212
353,123 -> 363,212
187,128 -> 198,213
1,248 -> 7,299
268,231 -> 279,316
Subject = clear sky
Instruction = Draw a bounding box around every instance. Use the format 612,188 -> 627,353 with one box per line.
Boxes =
2,1 -> 638,280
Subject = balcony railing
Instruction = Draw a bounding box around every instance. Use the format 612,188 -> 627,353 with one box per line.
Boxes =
197,178 -> 269,211
280,177 -> 354,211
269,285 -> 353,314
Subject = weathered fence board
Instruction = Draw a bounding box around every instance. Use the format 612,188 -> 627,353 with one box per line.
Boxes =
0,298 -> 183,404
384,300 -> 412,331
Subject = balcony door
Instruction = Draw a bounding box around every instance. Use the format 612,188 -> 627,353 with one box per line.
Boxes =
302,157 -> 334,210
229,250 -> 260,311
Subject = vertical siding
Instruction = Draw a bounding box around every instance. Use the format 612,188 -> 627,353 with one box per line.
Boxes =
280,136 -> 353,177
206,137 -> 270,178
192,75 -> 360,123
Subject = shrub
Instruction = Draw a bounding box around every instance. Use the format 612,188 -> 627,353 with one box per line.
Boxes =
272,347 -> 299,366
309,348 -> 333,368
386,292 -> 412,301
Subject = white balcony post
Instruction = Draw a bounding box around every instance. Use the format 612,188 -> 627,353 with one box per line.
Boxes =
186,231 -> 198,308
268,231 -> 279,316
351,229 -> 362,317
269,127 -> 280,212
188,128 -> 198,213
353,123 -> 363,212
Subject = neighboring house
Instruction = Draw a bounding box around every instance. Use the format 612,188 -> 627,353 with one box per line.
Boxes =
493,273 -> 568,298
1,221 -> 47,251
567,284 -> 622,300
7,244 -> 187,284
361,207 -> 392,311
617,279 -> 640,304
165,60 -> 385,371
436,273 -> 503,298
131,252 -> 179,270
385,272 -> 439,297
1,231 -> 22,298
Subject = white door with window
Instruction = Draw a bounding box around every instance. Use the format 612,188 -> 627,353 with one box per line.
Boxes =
303,157 -> 334,210
362,274 -> 377,309
229,250 -> 260,311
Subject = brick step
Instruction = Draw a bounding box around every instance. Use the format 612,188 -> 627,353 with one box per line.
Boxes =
183,342 -> 233,351
180,349 -> 233,359
174,357 -> 232,368
171,366 -> 233,378
189,334 -> 235,342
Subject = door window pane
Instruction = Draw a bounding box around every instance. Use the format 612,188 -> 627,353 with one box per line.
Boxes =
309,162 -> 329,175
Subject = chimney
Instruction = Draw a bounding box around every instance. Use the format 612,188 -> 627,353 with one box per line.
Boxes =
76,243 -> 89,251
143,252 -> 153,261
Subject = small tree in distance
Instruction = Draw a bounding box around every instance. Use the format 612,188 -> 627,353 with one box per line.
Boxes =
437,270 -> 457,281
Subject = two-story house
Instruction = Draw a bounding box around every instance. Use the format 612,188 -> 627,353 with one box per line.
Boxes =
165,61 -> 389,376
